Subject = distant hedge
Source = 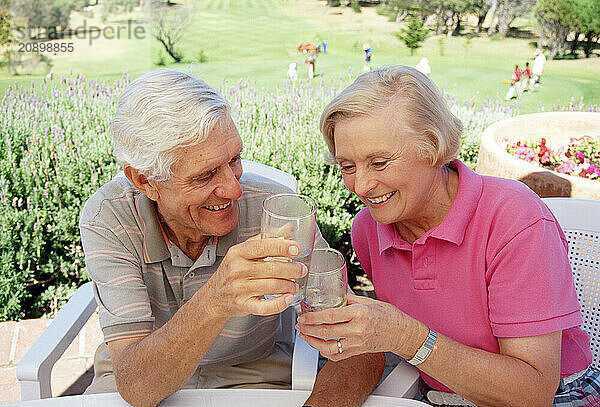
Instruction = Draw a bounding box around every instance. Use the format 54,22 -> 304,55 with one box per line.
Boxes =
0,71 -> 516,321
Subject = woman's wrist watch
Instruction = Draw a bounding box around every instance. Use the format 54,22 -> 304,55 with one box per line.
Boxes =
406,328 -> 437,365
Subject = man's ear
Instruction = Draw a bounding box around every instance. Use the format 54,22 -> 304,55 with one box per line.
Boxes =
123,164 -> 160,201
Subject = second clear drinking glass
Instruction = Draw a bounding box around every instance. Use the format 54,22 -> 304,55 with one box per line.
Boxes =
301,248 -> 348,313
261,193 -> 317,306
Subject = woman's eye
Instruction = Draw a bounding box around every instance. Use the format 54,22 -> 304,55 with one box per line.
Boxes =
338,164 -> 355,173
372,161 -> 388,168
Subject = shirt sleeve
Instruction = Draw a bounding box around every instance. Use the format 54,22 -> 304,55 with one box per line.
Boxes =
486,217 -> 582,337
80,216 -> 154,343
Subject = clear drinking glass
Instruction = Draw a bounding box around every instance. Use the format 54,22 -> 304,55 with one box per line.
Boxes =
261,193 -> 317,306
301,248 -> 348,313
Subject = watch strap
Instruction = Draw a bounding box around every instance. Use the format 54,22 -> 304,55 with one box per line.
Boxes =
407,329 -> 437,366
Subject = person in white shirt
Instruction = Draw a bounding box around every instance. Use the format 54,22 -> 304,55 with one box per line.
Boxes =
415,57 -> 431,76
532,49 -> 547,86
287,62 -> 298,81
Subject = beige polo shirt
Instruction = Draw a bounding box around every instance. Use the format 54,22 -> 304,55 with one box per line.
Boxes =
79,171 -> 320,392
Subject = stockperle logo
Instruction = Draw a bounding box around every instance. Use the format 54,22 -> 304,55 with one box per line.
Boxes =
13,19 -> 147,47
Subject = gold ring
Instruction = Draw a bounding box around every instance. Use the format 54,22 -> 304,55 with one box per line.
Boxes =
336,339 -> 343,354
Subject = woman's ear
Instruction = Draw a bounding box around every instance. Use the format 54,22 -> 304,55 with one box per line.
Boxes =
123,164 -> 160,201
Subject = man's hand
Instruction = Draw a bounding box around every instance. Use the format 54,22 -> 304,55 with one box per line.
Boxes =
205,237 -> 308,318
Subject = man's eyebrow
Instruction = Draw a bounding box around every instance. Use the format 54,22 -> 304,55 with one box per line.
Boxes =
186,145 -> 244,181
187,168 -> 216,181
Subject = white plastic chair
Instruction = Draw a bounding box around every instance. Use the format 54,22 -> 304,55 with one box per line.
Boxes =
16,160 -> 316,400
543,198 -> 600,368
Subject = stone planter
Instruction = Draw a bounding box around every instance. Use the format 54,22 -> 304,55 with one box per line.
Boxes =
476,112 -> 600,200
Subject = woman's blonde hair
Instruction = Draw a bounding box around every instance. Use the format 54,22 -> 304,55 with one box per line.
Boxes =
320,65 -> 462,166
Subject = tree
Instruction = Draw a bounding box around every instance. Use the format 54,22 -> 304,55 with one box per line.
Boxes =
488,0 -> 537,37
534,0 -> 577,59
0,8 -> 10,47
99,0 -> 140,21
575,0 -> 600,57
395,14 -> 429,55
9,0 -> 77,39
148,1 -> 193,63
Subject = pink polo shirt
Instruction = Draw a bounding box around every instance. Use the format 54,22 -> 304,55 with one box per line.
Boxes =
351,159 -> 592,392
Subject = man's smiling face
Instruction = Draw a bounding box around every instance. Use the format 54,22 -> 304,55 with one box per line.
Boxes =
151,116 -> 244,239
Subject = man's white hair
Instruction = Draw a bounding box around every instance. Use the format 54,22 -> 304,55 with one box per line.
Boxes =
111,68 -> 231,182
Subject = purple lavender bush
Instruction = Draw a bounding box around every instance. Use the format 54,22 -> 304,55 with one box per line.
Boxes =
2,70 -> 593,320
0,73 -> 124,320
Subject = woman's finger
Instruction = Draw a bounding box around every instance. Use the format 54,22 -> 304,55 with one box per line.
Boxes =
297,303 -> 362,325
298,334 -> 355,361
346,292 -> 376,305
296,319 -> 353,340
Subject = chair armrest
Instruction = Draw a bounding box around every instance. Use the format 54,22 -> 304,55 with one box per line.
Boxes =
17,282 -> 97,400
291,332 -> 319,391
372,359 -> 421,398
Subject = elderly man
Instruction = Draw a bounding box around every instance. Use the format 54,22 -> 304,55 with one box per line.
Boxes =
80,68 -> 382,407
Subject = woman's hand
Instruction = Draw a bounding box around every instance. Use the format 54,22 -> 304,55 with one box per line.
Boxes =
296,292 -> 419,361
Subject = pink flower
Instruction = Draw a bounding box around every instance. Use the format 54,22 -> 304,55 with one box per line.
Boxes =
575,152 -> 586,163
555,159 -> 577,174
538,142 -> 553,164
515,146 -> 537,163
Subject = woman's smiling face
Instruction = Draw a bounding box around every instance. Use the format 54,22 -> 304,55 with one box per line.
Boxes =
333,109 -> 442,227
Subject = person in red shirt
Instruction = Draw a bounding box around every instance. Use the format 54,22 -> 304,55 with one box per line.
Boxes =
510,64 -> 521,85
524,62 -> 532,79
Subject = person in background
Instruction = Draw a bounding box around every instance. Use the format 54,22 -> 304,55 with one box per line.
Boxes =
363,43 -> 372,72
523,62 -> 533,90
80,68 -> 382,407
523,61 -> 532,79
415,57 -> 431,76
305,50 -> 317,79
532,49 -> 547,86
296,65 -> 599,406
288,62 -> 298,81
510,64 -> 521,85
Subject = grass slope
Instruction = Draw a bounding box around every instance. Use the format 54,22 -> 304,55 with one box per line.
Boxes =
1,0 -> 598,113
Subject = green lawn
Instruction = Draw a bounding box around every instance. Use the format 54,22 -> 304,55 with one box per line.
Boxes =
1,0 -> 598,113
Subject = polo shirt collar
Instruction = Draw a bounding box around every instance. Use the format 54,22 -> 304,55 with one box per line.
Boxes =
376,159 -> 483,254
217,223 -> 239,257
377,222 -> 398,254
429,159 -> 482,245
138,194 -> 171,264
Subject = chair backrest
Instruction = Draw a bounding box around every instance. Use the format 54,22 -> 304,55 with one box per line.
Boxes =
242,159 -> 299,345
542,198 -> 600,368
242,159 -> 298,193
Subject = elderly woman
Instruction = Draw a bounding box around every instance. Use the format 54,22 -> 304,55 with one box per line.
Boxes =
296,66 -> 600,406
